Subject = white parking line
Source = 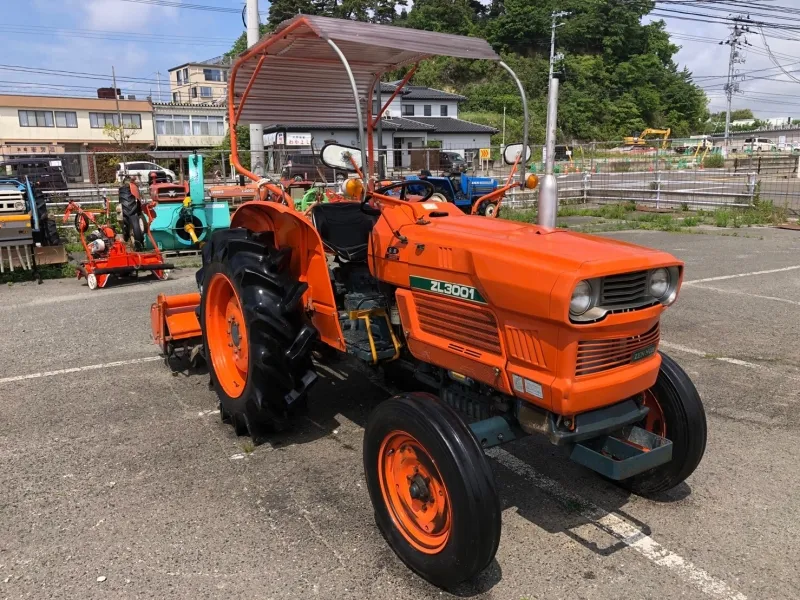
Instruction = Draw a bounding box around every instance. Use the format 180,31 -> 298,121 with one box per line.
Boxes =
660,341 -> 800,382
0,356 -> 162,385
686,284 -> 800,307
683,265 -> 800,285
489,448 -> 747,600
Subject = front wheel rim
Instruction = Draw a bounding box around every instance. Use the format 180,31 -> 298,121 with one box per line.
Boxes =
642,390 -> 667,437
378,431 -> 451,555
206,273 -> 249,398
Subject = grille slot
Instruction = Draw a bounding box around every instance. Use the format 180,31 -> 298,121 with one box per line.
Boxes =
414,291 -> 502,355
600,271 -> 649,308
576,324 -> 660,377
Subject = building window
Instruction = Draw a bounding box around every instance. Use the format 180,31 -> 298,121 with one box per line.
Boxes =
200,87 -> 213,98
189,115 -> 224,136
122,114 -> 142,129
203,68 -> 223,82
191,87 -> 198,99
18,110 -> 54,127
176,70 -> 183,85
89,113 -> 142,128
424,105 -> 432,116
402,104 -> 414,116
440,105 -> 448,117
156,114 -> 191,136
55,111 -> 78,128
172,91 -> 180,103
182,68 -> 188,82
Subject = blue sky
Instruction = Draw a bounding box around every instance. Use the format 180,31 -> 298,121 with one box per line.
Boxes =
6,0 -> 800,117
6,0 -> 263,102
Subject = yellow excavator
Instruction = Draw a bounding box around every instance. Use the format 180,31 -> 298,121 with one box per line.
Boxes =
624,128 -> 671,149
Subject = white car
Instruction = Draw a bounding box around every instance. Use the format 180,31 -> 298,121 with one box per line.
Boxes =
742,137 -> 776,152
117,161 -> 176,183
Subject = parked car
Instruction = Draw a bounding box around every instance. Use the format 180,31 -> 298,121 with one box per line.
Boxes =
743,138 -> 776,152
0,157 -> 68,191
439,151 -> 467,172
281,153 -> 343,182
117,161 -> 176,183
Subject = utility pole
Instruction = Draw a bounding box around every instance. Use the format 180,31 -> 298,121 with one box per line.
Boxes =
112,66 -> 124,148
155,71 -> 163,103
549,11 -> 569,83
722,17 -> 749,149
246,0 -> 265,175
544,10 -> 568,165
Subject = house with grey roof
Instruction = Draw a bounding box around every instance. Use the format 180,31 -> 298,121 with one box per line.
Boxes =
263,83 -> 497,170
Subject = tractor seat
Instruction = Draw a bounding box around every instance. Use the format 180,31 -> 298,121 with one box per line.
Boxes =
310,202 -> 377,262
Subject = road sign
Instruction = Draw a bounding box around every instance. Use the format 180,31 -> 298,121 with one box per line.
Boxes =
479,148 -> 491,160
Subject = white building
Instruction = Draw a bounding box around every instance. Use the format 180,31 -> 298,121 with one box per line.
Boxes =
0,94 -> 154,182
153,102 -> 227,148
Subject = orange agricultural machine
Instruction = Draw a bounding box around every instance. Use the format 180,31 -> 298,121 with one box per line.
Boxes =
150,16 -> 706,589
65,183 -> 172,290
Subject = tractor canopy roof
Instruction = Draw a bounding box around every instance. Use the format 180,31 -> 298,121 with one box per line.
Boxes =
230,15 -> 500,127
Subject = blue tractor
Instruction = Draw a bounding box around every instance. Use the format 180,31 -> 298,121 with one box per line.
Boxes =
406,171 -> 501,216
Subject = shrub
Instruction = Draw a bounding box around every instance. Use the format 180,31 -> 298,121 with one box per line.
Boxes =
703,153 -> 725,169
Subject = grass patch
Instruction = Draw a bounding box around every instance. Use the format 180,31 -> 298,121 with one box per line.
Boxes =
1,262 -> 77,285
242,441 -> 256,454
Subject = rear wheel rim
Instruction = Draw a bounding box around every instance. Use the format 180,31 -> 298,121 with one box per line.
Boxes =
642,390 -> 667,437
206,273 -> 248,398
378,431 -> 451,555
485,203 -> 496,217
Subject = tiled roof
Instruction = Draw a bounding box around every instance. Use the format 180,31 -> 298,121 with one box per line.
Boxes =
384,83 -> 466,101
409,117 -> 498,134
264,117 -> 435,132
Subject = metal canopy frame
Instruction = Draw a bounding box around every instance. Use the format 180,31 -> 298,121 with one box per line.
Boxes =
227,14 -> 529,189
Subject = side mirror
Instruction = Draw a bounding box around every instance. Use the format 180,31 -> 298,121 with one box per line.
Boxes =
320,143 -> 362,172
503,143 -> 532,165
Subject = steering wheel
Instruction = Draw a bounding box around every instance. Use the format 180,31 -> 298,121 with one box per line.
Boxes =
374,179 -> 436,202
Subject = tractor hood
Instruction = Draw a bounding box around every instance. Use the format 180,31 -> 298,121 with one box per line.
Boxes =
407,216 -> 681,319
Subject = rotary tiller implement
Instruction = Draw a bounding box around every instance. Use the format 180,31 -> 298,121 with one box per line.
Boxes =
65,185 -> 173,290
150,16 -> 707,589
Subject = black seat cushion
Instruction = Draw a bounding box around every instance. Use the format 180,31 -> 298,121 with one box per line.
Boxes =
310,202 -> 377,262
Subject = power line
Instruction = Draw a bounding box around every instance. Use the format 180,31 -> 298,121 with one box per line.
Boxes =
116,0 -> 242,13
3,24 -> 233,46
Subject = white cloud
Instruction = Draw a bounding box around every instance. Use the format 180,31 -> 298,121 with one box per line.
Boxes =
81,0 -> 180,31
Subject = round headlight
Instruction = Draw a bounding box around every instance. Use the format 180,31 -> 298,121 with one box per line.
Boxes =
570,280 -> 593,315
14,201 -> 24,211
649,268 -> 670,299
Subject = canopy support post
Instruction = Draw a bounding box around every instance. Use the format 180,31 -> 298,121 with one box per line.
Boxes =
499,61 -> 528,188
326,37 -> 367,198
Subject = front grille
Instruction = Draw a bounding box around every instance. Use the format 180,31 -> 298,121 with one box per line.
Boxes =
576,324 -> 660,377
600,271 -> 649,308
413,291 -> 502,355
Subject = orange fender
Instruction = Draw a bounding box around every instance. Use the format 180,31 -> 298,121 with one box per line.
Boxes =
231,202 -> 345,351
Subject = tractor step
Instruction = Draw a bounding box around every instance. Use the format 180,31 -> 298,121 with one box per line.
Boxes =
569,426 -> 673,481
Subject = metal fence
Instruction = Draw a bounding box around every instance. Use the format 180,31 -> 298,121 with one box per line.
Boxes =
19,142 -> 800,216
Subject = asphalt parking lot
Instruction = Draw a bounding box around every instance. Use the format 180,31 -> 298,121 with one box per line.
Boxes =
1,226 -> 799,599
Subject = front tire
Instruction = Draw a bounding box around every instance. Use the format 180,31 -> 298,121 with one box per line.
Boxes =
363,393 -> 501,589
477,201 -> 498,217
200,228 -> 318,441
618,352 -> 707,496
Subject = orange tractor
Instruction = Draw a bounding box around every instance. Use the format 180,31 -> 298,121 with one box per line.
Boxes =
150,16 -> 706,589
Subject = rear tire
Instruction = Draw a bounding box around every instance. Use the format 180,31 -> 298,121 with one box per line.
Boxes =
200,228 -> 318,441
127,215 -> 145,250
617,352 -> 707,496
363,393 -> 501,589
